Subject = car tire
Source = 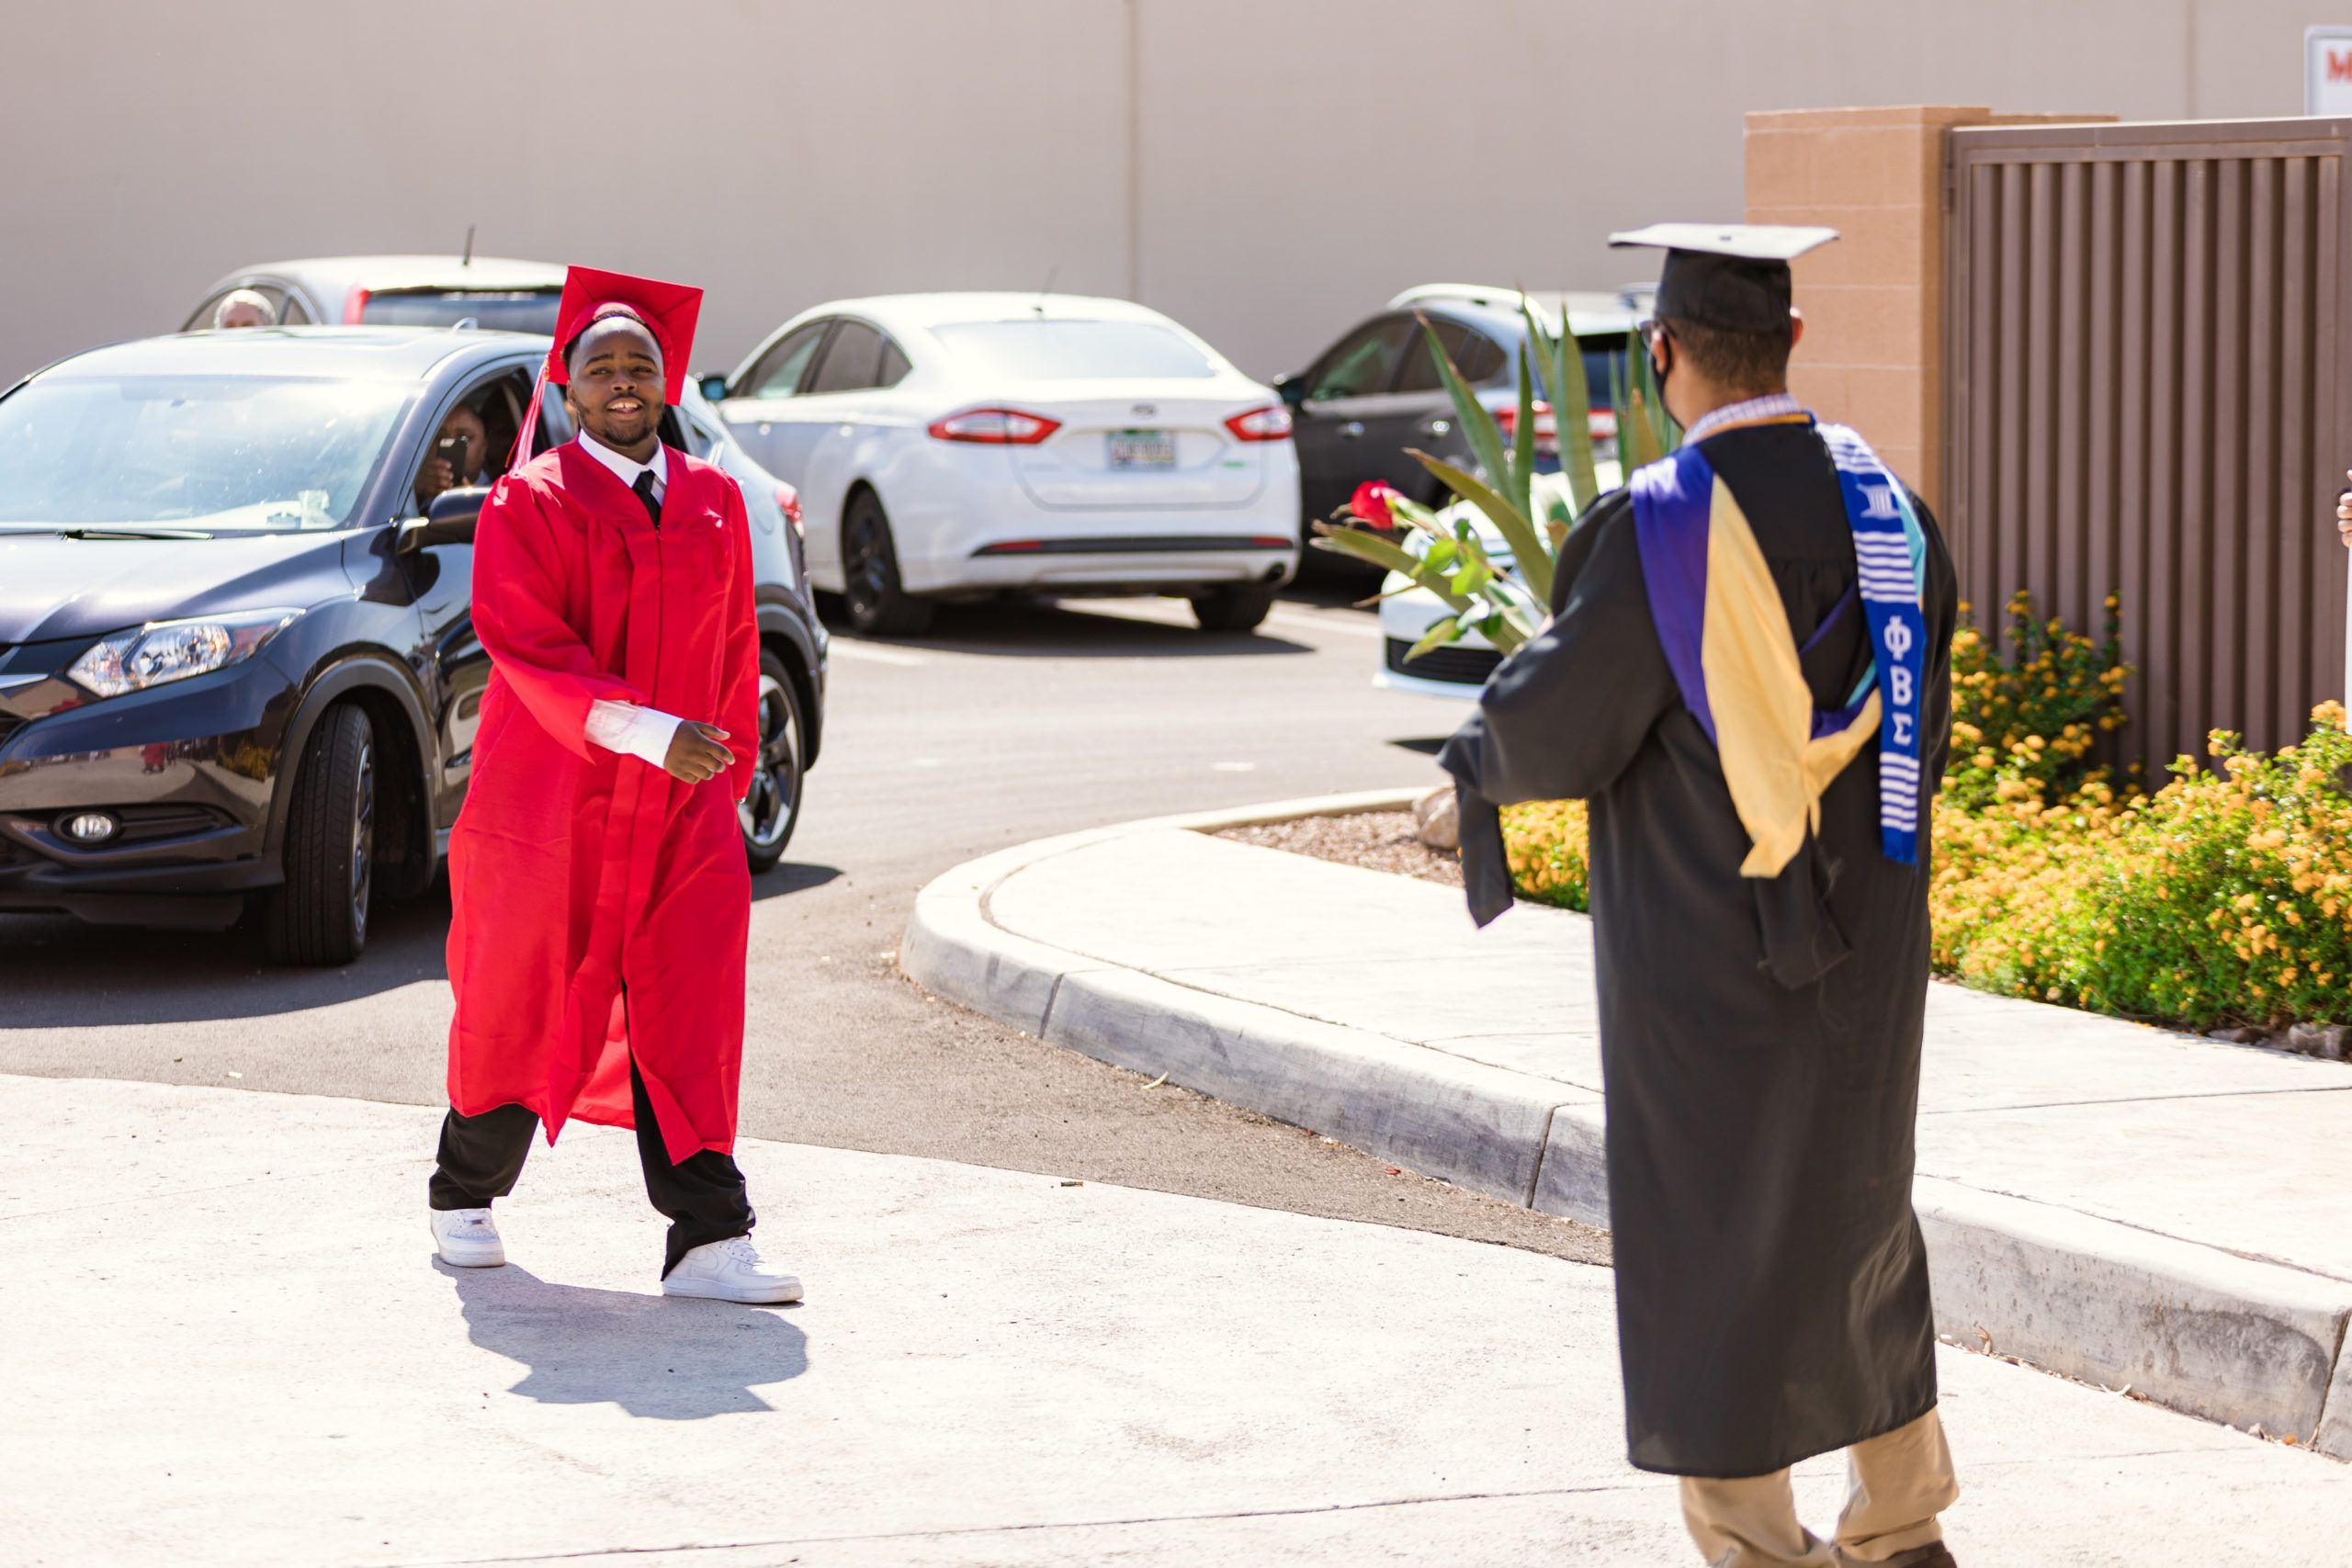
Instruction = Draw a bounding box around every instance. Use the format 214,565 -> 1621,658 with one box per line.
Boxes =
738,649 -> 806,873
1188,584 -> 1279,633
263,702 -> 374,967
842,491 -> 933,637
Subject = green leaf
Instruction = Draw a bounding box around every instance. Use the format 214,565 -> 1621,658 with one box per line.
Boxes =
1408,449 -> 1555,606
1622,380 -> 1664,468
1419,313 -> 1511,500
1449,559 -> 1495,599
1509,343 -> 1536,518
1555,307 -> 1601,513
1385,493 -> 1445,534
1406,615 -> 1463,661
1309,523 -> 1475,613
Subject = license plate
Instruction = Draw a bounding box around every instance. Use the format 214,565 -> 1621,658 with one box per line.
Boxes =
1108,429 -> 1176,469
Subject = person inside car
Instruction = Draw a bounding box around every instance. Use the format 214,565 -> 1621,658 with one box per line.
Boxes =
211,289 -> 277,330
414,400 -> 492,509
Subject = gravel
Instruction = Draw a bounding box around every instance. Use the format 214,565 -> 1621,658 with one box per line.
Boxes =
1217,810 -> 1463,887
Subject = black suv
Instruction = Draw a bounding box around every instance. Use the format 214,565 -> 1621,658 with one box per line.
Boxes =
0,326 -> 826,964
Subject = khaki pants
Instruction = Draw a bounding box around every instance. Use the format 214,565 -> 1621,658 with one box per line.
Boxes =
1679,1407 -> 1958,1567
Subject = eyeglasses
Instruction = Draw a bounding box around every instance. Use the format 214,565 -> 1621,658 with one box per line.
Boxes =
1636,319 -> 1669,352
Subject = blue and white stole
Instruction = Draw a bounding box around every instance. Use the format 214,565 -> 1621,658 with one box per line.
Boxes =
1628,415 -> 1928,869
1821,423 -> 1929,864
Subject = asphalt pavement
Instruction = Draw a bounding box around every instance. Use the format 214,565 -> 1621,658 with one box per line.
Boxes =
0,584 -> 1600,1261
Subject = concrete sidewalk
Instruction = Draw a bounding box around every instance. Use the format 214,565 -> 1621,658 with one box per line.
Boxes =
902,791 -> 2352,1457
13,1071 -> 2352,1566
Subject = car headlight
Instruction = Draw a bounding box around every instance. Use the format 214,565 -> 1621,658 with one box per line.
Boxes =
68,608 -> 300,699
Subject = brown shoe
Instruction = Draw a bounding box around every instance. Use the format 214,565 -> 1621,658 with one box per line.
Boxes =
1838,1548 -> 1955,1568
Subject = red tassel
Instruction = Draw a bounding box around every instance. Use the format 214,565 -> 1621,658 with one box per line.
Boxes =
510,370 -> 549,473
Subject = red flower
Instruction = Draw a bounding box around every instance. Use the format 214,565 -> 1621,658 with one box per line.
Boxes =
1350,479 -> 1402,530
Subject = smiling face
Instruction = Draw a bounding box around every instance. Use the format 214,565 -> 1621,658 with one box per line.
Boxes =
562,315 -> 665,457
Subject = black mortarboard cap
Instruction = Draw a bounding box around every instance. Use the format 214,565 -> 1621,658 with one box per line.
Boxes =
1608,223 -> 1839,333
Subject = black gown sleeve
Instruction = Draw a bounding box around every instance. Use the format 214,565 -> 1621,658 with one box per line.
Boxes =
1436,492 -> 1675,925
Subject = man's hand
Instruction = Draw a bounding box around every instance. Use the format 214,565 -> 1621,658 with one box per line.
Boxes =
417,456 -> 456,506
662,721 -> 735,783
2336,471 -> 2352,549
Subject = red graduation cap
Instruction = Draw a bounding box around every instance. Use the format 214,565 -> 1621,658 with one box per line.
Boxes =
543,265 -> 703,406
511,265 -> 705,472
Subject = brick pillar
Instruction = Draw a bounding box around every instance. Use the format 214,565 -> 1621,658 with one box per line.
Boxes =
1744,106 -> 2110,515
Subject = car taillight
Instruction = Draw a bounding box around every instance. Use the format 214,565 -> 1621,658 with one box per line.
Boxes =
927,407 -> 1060,445
774,483 -> 803,535
1589,409 -> 1620,441
1492,399 -> 1568,459
1223,404 -> 1293,442
342,286 -> 371,324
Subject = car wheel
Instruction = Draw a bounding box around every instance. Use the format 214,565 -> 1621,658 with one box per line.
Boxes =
842,491 -> 933,637
1188,584 -> 1279,633
264,702 -> 374,966
738,650 -> 805,873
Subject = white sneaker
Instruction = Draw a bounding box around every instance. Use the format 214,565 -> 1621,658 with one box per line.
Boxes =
662,1235 -> 802,1303
428,1205 -> 505,1268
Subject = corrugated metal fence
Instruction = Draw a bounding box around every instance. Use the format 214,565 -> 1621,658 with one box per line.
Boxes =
1944,118 -> 2352,765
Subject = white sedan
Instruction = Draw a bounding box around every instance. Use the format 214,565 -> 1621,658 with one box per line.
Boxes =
707,293 -> 1301,636
1376,464 -> 1621,699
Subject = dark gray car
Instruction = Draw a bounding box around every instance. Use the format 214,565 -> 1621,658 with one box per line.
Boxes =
1277,285 -> 1641,570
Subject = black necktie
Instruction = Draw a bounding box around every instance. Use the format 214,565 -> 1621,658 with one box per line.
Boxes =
633,469 -> 662,528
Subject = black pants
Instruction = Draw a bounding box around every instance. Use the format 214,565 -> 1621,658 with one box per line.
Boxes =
429,1056 -> 754,1277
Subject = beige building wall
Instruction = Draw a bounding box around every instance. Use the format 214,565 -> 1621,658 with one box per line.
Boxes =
0,0 -> 2341,389
1746,106 -> 2117,511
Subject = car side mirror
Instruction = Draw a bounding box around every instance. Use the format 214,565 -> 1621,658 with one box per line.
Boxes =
698,372 -> 730,404
1272,373 -> 1306,409
398,485 -> 490,553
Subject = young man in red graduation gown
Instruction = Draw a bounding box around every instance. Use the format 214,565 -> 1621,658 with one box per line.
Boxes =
426,266 -> 799,1305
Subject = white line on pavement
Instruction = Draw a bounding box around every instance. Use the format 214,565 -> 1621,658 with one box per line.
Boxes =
1266,609 -> 1385,640
829,639 -> 929,667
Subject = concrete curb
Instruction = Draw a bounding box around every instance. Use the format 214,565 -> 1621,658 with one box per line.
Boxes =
901,793 -> 2352,1454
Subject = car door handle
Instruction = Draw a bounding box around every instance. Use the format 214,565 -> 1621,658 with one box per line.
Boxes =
1339,421 -> 1365,439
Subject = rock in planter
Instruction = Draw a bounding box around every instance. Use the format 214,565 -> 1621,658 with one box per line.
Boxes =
2287,1022 -> 2349,1060
1413,783 -> 1459,852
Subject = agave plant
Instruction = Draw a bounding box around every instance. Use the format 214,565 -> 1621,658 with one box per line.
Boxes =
1312,297 -> 1678,660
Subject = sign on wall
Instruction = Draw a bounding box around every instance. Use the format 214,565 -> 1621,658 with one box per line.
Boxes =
2308,26 -> 2352,116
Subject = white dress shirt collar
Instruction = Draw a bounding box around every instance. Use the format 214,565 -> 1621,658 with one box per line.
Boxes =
575,431 -> 670,495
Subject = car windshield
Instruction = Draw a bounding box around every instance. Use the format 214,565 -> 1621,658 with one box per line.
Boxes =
930,319 -> 1219,380
0,374 -> 410,532
360,289 -> 561,333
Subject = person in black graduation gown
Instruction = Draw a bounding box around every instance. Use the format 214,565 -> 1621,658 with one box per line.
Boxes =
1438,226 -> 1964,1568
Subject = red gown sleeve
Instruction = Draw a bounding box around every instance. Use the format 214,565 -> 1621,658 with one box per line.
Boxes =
472,474 -> 648,759
718,479 -> 763,803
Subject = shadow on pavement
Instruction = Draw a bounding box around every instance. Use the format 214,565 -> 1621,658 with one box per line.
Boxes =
441,1259 -> 808,1419
830,596 -> 1311,660
752,861 -> 842,903
0,861 -> 842,1023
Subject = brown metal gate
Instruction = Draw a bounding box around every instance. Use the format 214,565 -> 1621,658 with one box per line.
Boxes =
1945,118 -> 2352,766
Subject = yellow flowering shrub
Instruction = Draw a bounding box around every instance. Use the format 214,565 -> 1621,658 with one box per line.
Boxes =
1501,592 -> 2352,1033
1941,591 -> 2128,812
1501,799 -> 1590,910
1949,705 -> 2352,1030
